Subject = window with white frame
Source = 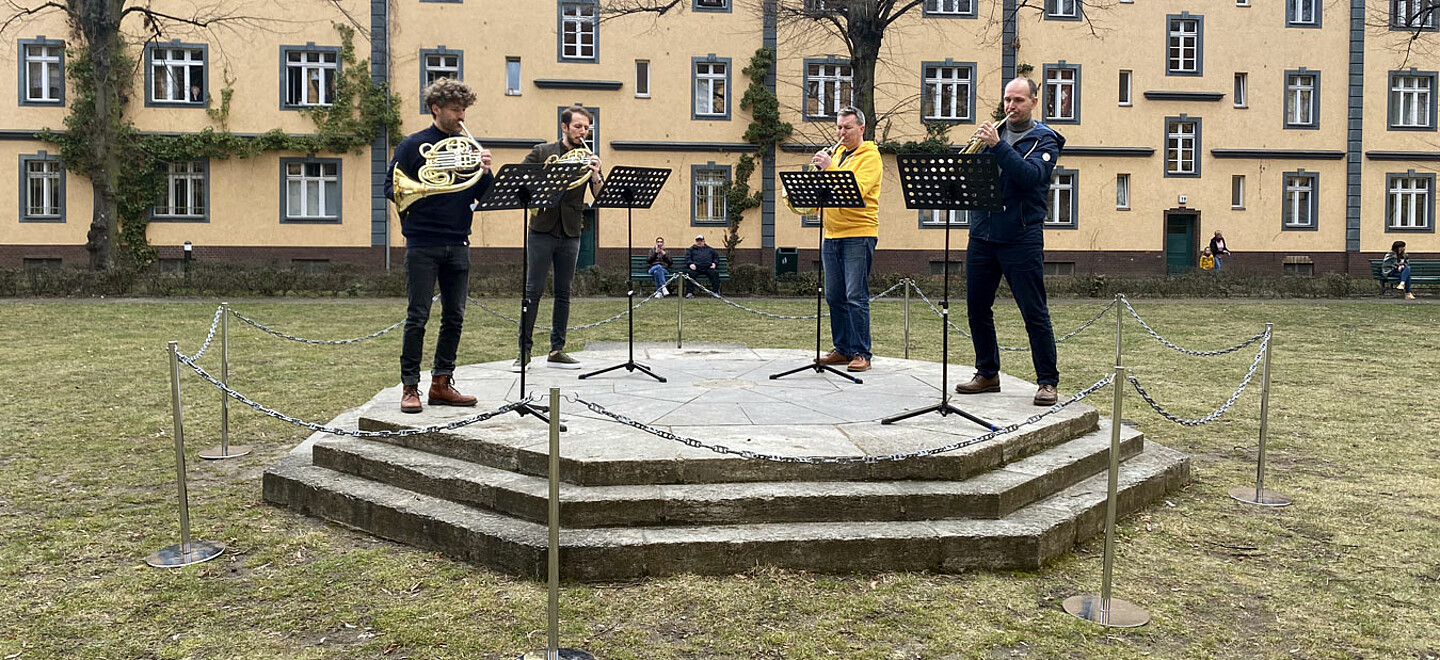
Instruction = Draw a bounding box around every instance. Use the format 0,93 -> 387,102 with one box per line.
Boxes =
1282,171 -> 1318,229
282,159 -> 341,222
804,0 -> 840,13
1165,117 -> 1200,177
20,39 -> 64,105
695,0 -> 729,9
920,209 -> 969,227
148,44 -> 205,105
154,161 -> 207,221
1387,173 -> 1433,230
282,47 -> 338,108
1118,69 -> 1132,106
692,165 -> 728,225
1392,0 -> 1439,29
560,1 -> 598,61
1046,0 -> 1079,19
694,58 -> 729,118
1288,0 -> 1319,26
1116,173 -> 1131,210
922,63 -> 973,121
423,51 -> 460,86
1285,70 -> 1319,128
1389,71 -> 1436,129
1167,15 -> 1202,76
1234,72 -> 1248,108
1046,169 -> 1077,227
1232,175 -> 1246,209
635,60 -> 650,97
924,0 -> 973,16
805,61 -> 853,119
506,57 -> 522,95
21,153 -> 63,222
1044,64 -> 1079,122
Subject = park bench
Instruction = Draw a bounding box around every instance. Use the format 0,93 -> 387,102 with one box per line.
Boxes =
630,254 -> 730,292
1369,258 -> 1440,295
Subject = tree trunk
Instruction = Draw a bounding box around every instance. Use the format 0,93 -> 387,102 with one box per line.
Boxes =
73,0 -> 126,271
847,2 -> 884,141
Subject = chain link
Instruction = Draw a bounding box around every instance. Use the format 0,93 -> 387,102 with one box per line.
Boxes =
174,352 -> 533,437
1118,296 -> 1268,357
229,309 -> 404,346
569,373 -> 1112,464
1127,331 -> 1269,426
180,305 -> 226,361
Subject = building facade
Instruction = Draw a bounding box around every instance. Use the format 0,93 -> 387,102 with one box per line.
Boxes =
2,0 -> 1436,275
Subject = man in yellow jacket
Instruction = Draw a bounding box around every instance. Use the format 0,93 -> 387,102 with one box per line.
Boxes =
812,107 -> 881,372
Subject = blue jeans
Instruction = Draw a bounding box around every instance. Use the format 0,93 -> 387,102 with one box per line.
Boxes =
822,236 -> 876,359
965,239 -> 1058,386
520,230 -> 581,356
648,264 -> 669,292
401,244 -> 470,386
1394,265 -> 1411,292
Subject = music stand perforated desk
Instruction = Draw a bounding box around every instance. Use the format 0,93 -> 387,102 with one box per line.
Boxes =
476,161 -> 590,430
579,165 -> 672,382
768,169 -> 866,384
881,152 -> 1002,430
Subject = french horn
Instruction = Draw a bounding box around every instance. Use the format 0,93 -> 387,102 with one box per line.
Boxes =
781,141 -> 842,216
391,121 -> 487,214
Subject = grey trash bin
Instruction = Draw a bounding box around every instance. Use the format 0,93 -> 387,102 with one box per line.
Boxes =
775,247 -> 798,278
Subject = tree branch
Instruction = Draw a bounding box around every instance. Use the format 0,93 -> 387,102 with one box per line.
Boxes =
0,1 -> 69,36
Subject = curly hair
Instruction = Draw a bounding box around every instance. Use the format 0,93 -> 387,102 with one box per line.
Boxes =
422,78 -> 477,112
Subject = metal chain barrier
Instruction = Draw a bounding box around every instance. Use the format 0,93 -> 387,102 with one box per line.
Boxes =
470,272 -> 682,330
182,305 -> 226,362
1118,295 -> 1268,357
569,373 -> 1113,464
906,281 -> 1116,352
1126,330 -> 1270,426
174,352 -> 533,437
677,273 -> 910,321
230,309 -> 405,346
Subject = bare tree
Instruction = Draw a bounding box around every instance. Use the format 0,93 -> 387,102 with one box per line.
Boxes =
1368,0 -> 1440,66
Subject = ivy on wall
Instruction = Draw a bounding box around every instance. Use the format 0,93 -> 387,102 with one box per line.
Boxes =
723,47 -> 794,262
39,23 -> 401,265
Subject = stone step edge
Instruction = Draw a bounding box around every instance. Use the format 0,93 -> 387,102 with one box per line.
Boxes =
311,421 -> 1145,526
262,442 -> 1189,580
354,408 -> 1101,487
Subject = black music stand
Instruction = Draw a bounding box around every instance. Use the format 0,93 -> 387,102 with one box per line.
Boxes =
476,161 -> 589,430
580,165 -> 672,382
768,169 -> 866,384
881,153 -> 1001,430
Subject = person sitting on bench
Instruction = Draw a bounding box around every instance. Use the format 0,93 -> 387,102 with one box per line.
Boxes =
1384,240 -> 1414,300
684,234 -> 721,298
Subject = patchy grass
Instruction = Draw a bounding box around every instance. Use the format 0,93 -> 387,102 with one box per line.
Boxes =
0,294 -> 1437,659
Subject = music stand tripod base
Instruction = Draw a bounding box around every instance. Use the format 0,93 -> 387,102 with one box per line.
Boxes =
1062,594 -> 1150,628
519,650 -> 596,660
146,540 -> 225,568
1228,487 -> 1292,507
198,445 -> 251,460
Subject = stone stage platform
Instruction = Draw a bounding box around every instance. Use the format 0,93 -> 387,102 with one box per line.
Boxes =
263,343 -> 1189,580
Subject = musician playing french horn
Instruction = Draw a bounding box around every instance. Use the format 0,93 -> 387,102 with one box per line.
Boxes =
811,106 -> 882,374
516,105 -> 603,372
384,78 -> 493,414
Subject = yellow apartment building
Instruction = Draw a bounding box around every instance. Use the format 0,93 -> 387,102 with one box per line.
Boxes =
1,1 -> 1436,276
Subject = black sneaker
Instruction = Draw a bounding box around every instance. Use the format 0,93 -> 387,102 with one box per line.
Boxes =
546,351 -> 581,369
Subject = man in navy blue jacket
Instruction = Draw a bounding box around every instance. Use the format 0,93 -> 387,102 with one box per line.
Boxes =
955,78 -> 1065,407
384,78 -> 492,414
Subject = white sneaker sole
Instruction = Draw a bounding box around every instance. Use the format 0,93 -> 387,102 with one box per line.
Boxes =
546,361 -> 581,369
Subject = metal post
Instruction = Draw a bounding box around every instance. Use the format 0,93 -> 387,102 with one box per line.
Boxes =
903,278 -> 911,360
676,276 -> 684,349
1114,294 -> 1123,367
147,341 -> 225,568
519,390 -> 596,660
201,303 -> 249,460
1062,365 -> 1149,627
1230,323 -> 1291,506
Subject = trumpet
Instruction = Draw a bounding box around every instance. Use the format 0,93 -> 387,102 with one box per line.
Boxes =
782,141 -> 842,216
962,112 -> 1013,154
391,121 -> 487,214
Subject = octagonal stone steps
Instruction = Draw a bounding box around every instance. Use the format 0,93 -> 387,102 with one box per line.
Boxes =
308,420 -> 1146,527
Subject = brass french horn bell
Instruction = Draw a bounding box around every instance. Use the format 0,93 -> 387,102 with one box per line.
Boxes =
391,121 -> 486,214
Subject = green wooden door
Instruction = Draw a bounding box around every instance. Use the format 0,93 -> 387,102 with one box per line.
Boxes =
1165,213 -> 1196,274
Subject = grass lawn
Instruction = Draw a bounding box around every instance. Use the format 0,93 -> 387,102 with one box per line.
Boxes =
1,293 -> 1437,659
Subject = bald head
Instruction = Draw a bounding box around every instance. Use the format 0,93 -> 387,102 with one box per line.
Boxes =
1002,77 -> 1038,125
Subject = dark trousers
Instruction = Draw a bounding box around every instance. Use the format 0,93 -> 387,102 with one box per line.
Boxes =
520,230 -> 581,356
401,244 -> 470,386
964,238 -> 1059,386
685,267 -> 720,295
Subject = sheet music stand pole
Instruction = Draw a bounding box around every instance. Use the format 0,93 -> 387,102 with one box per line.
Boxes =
882,154 -> 997,430
515,188 -> 561,429
769,169 -> 865,384
580,166 -> 671,382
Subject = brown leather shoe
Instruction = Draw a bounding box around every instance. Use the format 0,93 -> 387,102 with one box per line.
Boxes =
428,374 -> 477,407
954,373 -> 1001,394
1033,384 -> 1058,407
400,384 -> 422,414
818,350 -> 851,365
847,355 -> 871,372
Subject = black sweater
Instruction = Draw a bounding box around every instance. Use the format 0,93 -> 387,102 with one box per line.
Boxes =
384,124 -> 493,247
